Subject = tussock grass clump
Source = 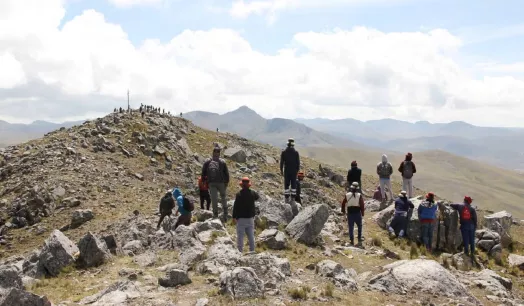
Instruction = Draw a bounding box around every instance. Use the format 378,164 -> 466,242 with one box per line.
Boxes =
321,283 -> 335,297
288,286 -> 311,300
371,235 -> 383,247
410,243 -> 419,259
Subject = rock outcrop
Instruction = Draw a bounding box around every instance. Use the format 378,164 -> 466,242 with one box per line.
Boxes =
286,204 -> 329,245
220,267 -> 264,299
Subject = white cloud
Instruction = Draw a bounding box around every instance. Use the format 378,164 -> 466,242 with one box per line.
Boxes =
106,0 -> 166,8
229,0 -> 417,23
0,0 -> 524,127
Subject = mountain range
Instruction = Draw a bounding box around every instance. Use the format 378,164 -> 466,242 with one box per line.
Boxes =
0,120 -> 82,147
184,106 -> 371,149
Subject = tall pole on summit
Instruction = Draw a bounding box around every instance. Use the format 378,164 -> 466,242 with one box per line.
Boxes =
127,89 -> 130,110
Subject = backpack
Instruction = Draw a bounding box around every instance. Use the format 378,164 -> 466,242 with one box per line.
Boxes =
462,205 -> 471,221
183,196 -> 194,212
378,163 -> 391,177
207,159 -> 223,183
403,161 -> 414,179
159,193 -> 174,213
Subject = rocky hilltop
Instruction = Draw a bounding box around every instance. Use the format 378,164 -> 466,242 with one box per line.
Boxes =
0,110 -> 523,306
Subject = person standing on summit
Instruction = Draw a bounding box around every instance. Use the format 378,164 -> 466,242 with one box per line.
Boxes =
398,153 -> 417,198
202,146 -> 230,221
377,154 -> 394,202
280,138 -> 300,203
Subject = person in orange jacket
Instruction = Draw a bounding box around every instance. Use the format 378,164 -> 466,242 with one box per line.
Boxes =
198,176 -> 211,210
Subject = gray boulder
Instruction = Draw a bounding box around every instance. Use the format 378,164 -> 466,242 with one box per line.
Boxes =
484,211 -> 513,248
374,199 -> 462,252
172,225 -> 206,267
369,259 -> 469,298
257,197 -> 294,228
79,280 -> 141,305
238,252 -> 291,288
286,204 -> 329,245
158,269 -> 192,287
476,229 -> 501,253
70,209 -> 94,229
224,147 -> 247,163
258,229 -> 288,250
0,266 -> 22,289
459,269 -> 513,299
508,254 -> 524,270
0,288 -> 51,306
77,232 -> 112,268
196,237 -> 241,275
220,267 -> 264,299
133,251 -> 157,267
39,230 -> 79,277
315,259 -> 358,290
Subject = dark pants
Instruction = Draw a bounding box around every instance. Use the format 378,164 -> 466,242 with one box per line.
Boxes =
200,190 -> 211,210
156,210 -> 172,229
461,224 -> 475,255
420,223 -> 434,250
174,213 -> 192,230
347,212 -> 363,243
284,171 -> 297,198
390,214 -> 408,236
295,195 -> 301,204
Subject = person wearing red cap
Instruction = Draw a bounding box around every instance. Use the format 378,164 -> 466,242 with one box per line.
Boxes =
232,177 -> 260,253
450,196 -> 478,260
347,161 -> 362,193
398,153 -> 416,198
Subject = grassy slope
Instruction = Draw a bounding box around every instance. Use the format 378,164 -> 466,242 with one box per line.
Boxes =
302,147 -> 524,219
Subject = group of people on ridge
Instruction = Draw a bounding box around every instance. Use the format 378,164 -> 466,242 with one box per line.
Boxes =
343,153 -> 478,261
156,135 -> 479,260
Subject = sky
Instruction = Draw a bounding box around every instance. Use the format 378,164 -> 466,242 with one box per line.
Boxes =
1,0 -> 524,127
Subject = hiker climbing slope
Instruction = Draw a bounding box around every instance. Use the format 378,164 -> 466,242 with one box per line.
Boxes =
201,145 -> 230,221
280,138 -> 300,203
347,161 -> 362,193
341,182 -> 365,246
172,188 -> 194,229
398,152 -> 417,198
157,189 -> 175,229
376,154 -> 394,202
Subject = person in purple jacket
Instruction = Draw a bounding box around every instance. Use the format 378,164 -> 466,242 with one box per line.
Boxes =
450,196 -> 477,260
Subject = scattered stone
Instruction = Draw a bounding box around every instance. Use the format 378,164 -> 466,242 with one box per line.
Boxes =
70,209 -> 94,229
134,173 -> 144,181
158,269 -> 192,287
315,259 -> 358,291
77,232 -> 112,268
195,298 -> 209,306
0,266 -> 23,289
258,229 -> 288,250
0,288 -> 52,306
38,230 -> 79,277
220,267 -> 264,299
224,147 -> 247,163
286,204 -> 329,245
133,251 -> 157,267
508,254 -> 524,270
257,197 -> 294,228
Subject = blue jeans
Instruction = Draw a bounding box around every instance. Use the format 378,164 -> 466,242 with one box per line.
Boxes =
461,224 -> 475,255
420,223 -> 434,249
347,212 -> 363,242
236,218 -> 255,253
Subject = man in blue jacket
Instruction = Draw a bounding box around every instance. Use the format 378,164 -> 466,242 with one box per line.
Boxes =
173,188 -> 192,229
450,196 -> 477,260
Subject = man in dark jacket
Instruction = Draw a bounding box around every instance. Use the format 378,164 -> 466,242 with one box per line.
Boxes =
398,152 -> 417,198
202,145 -> 230,221
450,196 -> 478,260
157,190 -> 175,229
232,177 -> 260,253
388,191 -> 414,238
347,161 -> 362,193
280,138 -> 300,203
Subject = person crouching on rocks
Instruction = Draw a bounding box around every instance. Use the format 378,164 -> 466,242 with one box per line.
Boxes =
232,177 -> 260,253
417,192 -> 438,252
173,188 -> 194,230
341,182 -> 365,246
388,191 -> 414,238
